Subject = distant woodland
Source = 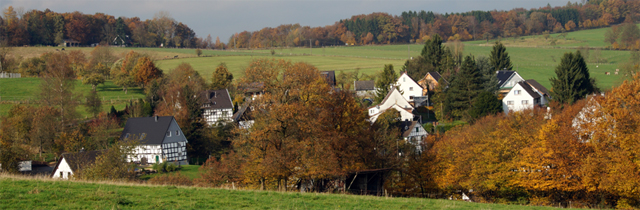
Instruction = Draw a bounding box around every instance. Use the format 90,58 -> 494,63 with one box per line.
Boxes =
0,0 -> 639,49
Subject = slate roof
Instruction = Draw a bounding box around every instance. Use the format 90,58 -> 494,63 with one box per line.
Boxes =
354,80 -> 375,91
525,79 -> 549,96
321,71 -> 336,87
232,101 -> 254,122
426,72 -> 447,84
518,81 -> 541,99
120,116 -> 174,145
496,70 -> 516,87
51,150 -> 103,177
400,121 -> 419,138
201,89 -> 233,110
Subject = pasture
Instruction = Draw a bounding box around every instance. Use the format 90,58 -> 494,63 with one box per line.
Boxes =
0,175 -> 564,209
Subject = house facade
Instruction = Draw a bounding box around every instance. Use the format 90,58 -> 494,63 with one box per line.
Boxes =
354,80 -> 376,97
51,150 -> 102,179
395,72 -> 423,103
502,80 -> 548,114
368,88 -> 414,123
418,71 -> 446,95
121,116 -> 189,165
497,70 -> 525,95
401,121 -> 428,152
201,89 -> 234,126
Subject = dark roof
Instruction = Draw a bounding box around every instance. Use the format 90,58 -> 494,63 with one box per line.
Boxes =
525,79 -> 549,96
426,72 -> 447,84
400,121 -> 419,138
232,101 -> 254,122
201,89 -> 233,110
51,150 -> 103,177
354,80 -> 375,91
239,82 -> 264,93
120,116 -> 174,145
496,70 -> 516,87
321,71 -> 336,87
518,81 -> 541,99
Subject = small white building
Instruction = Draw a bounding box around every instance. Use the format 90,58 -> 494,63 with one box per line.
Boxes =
121,116 -> 189,165
354,80 -> 376,97
201,89 -> 234,126
395,72 -> 424,103
51,150 -> 102,179
502,80 -> 549,114
368,88 -> 414,123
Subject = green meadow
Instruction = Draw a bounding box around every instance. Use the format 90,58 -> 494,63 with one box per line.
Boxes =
0,176 -> 564,209
1,25 -> 635,116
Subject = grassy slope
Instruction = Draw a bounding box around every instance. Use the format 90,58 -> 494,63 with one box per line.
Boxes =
139,165 -> 202,180
0,177 -> 561,210
0,78 -> 145,117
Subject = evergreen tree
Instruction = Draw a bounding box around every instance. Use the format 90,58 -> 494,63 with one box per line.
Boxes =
469,91 -> 503,121
444,55 -> 482,120
550,51 -> 597,105
490,41 -> 513,71
421,34 -> 445,73
375,64 -> 398,103
476,56 -> 500,93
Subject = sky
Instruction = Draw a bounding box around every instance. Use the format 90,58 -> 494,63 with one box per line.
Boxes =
2,0 -> 575,43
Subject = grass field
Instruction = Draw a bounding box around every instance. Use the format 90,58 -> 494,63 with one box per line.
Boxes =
139,165 -> 202,180
0,176 -> 564,209
0,78 -> 145,117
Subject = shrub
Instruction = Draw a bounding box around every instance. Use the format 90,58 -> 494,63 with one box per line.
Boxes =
147,172 -> 193,186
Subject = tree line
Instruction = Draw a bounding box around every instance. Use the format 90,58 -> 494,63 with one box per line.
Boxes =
227,0 -> 640,48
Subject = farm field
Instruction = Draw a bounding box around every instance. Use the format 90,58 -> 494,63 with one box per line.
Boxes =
0,176 -> 564,209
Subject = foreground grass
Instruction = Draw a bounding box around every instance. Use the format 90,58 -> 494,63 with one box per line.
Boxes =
0,176 -> 562,210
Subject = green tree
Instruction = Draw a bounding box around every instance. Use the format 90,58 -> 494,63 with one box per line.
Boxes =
375,64 -> 398,103
489,41 -> 513,71
196,49 -> 203,57
82,73 -> 105,91
549,51 -> 597,105
476,56 -> 499,93
444,55 -> 482,120
85,90 -> 102,118
211,63 -> 234,90
421,34 -> 446,73
469,91 -> 502,121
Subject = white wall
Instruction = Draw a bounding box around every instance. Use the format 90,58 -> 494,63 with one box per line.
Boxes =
396,73 -> 423,102
204,108 -> 233,126
502,83 -> 535,114
368,88 -> 412,117
502,72 -> 525,89
129,145 -> 163,164
52,158 -> 73,179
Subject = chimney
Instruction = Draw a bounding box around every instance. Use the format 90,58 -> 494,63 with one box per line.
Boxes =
155,115 -> 158,122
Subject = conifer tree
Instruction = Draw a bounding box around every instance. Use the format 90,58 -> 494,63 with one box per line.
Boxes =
550,51 -> 597,105
469,91 -> 503,121
490,41 -> 513,71
444,55 -> 482,120
476,56 -> 500,93
421,34 -> 446,73
375,64 -> 398,103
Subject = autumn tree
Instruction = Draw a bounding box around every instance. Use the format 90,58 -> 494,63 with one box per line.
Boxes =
40,52 -> 80,130
133,56 -> 162,88
550,51 -> 597,105
85,90 -> 102,117
210,63 -> 234,90
489,41 -> 513,71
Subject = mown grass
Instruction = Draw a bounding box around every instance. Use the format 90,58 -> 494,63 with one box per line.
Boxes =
0,176 -> 563,209
0,78 -> 145,117
139,165 -> 202,181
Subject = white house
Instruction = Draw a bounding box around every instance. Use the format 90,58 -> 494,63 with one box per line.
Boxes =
201,89 -> 234,126
400,121 -> 428,152
395,72 -> 424,103
121,116 -> 189,165
51,150 -> 102,179
368,88 -> 414,123
502,80 -> 548,114
497,70 -> 525,95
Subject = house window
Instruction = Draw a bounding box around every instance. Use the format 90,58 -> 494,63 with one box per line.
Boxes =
60,171 -> 63,178
507,101 -> 514,105
415,127 -> 419,132
166,131 -> 171,137
125,133 -> 130,139
68,172 -> 71,178
175,130 -> 180,136
140,133 -> 146,140
514,90 -> 521,95
409,87 -> 413,91
403,77 -> 406,82
522,100 -> 529,105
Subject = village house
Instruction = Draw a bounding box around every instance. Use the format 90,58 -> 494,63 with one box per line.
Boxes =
232,100 -> 255,129
502,80 -> 549,114
368,87 -> 414,123
121,116 -> 189,165
51,150 -> 102,179
354,80 -> 376,97
400,120 -> 428,152
395,72 -> 424,104
201,89 -> 234,126
418,71 -> 447,95
321,71 -> 337,87
496,70 -> 525,95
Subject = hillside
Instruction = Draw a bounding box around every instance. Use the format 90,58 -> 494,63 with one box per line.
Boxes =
0,175 -> 563,209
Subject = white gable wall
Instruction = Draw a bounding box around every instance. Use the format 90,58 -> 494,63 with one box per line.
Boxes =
368,88 -> 414,122
501,72 -> 525,89
502,83 -> 536,114
396,73 -> 423,102
405,124 -> 428,152
370,104 -> 414,122
52,158 -> 73,179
